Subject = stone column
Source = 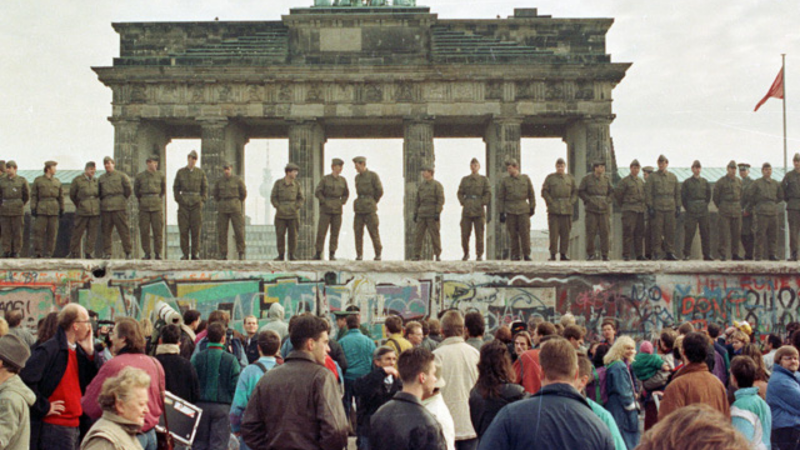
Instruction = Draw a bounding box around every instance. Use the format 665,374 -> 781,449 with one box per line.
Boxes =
110,118 -> 170,258
288,120 -> 325,260
198,119 -> 248,259
564,119 -> 612,260
403,118 -> 435,260
485,117 -> 522,260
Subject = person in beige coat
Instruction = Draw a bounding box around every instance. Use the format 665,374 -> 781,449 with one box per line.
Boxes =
433,310 -> 480,450
81,367 -> 150,450
0,334 -> 34,450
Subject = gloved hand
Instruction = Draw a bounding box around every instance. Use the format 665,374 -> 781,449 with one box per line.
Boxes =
529,206 -> 535,217
413,213 -> 418,223
500,213 -> 506,223
648,207 -> 655,219
31,209 -> 37,218
675,208 -> 681,219
434,214 -> 440,221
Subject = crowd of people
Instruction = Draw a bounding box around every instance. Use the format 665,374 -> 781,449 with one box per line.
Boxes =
0,303 -> 799,450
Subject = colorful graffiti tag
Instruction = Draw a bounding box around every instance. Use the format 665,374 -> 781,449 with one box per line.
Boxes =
0,265 -> 796,340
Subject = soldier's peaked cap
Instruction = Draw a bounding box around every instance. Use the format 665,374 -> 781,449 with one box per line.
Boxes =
763,162 -> 772,169
85,161 -> 96,169
727,160 -> 737,169
331,158 -> 344,166
592,160 -> 606,167
422,164 -> 434,172
222,162 -> 233,169
285,162 -> 300,171
146,155 -> 159,162
470,157 -> 480,165
794,153 -> 800,162
5,161 -> 17,168
103,156 -> 114,164
642,166 -> 655,173
657,154 -> 668,163
44,160 -> 58,167
353,156 -> 366,164
692,160 -> 702,168
630,159 -> 640,167
505,158 -> 519,167
188,150 -> 198,159
738,162 -> 751,169
556,158 -> 566,165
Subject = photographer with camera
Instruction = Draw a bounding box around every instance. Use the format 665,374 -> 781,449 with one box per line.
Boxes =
192,310 -> 248,368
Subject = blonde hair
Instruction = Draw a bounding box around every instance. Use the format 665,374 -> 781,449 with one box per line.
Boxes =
775,345 -> 799,367
730,330 -> 750,345
139,318 -> 153,338
604,335 -> 636,365
559,313 -> 576,328
97,367 -> 151,412
638,404 -> 750,450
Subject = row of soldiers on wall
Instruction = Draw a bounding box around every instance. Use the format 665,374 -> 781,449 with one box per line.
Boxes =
0,151 -> 796,261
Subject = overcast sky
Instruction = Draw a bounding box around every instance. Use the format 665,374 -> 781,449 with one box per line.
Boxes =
1,0 -> 798,259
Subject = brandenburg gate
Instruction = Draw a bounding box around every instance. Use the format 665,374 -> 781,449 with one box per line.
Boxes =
93,3 -> 629,260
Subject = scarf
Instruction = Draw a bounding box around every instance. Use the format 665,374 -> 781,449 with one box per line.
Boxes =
155,343 -> 180,355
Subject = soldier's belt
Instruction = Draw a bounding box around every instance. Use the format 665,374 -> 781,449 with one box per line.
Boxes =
220,196 -> 239,200
142,194 -> 160,197
180,191 -> 200,195
466,195 -> 479,199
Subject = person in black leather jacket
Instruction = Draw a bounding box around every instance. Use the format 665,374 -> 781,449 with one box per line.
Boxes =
353,346 -> 402,450
469,340 -> 528,438
369,347 -> 446,450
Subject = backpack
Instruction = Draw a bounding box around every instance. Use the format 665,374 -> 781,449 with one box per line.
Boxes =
589,365 -> 609,406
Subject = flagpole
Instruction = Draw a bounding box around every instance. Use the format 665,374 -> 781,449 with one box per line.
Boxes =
783,54 -> 789,259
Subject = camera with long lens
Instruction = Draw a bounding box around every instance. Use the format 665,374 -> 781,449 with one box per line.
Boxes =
155,301 -> 182,326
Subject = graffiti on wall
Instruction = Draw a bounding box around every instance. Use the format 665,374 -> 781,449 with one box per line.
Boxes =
0,267 -> 796,341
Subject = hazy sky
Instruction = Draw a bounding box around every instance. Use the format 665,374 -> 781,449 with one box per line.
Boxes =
1,0 -> 798,260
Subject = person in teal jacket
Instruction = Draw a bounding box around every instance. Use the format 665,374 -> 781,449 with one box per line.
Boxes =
338,314 -> 376,419
230,331 -> 280,450
604,336 -> 640,450
731,356 -> 772,450
577,355 -> 627,450
766,346 -> 800,450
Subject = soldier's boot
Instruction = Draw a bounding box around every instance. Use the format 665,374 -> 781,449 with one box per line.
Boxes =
11,253 -> 19,258
329,252 -> 336,261
85,253 -> 93,260
587,254 -> 597,261
239,252 -> 245,260
143,254 -> 151,260
733,255 -> 744,261
682,255 -> 691,261
645,254 -> 652,261
548,254 -> 556,261
769,255 -> 779,261
356,254 -> 363,261
790,252 -> 798,261
191,254 -> 200,260
602,255 -> 609,261
636,255 -> 647,261
665,253 -> 678,261
181,255 -> 189,261
288,254 -> 297,261
561,254 -> 570,261
374,253 -> 381,261
703,255 -> 713,261
155,254 -> 162,260
125,253 -> 132,260
411,256 -> 420,261
312,252 -> 322,260
462,253 -> 469,261
623,255 -> 630,261
2,252 -> 8,258
274,254 -> 285,261
476,255 -> 483,261
435,255 -> 441,262
220,254 -> 227,260
523,255 -> 532,261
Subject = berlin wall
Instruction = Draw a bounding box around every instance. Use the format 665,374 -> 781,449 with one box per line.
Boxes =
1,261 -> 797,341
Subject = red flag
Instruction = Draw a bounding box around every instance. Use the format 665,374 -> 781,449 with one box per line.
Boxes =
754,68 -> 784,111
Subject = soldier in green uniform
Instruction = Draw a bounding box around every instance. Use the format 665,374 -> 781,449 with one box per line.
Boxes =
271,162 -> 304,261
739,162 -> 755,260
714,160 -> 744,261
313,158 -> 348,261
68,162 -> 100,259
681,160 -> 712,261
457,158 -> 491,261
642,166 -> 655,259
30,160 -> 64,258
750,162 -> 784,261
214,162 -> 247,260
782,153 -> 800,260
541,158 -> 576,261
0,161 -> 5,242
579,160 -> 613,261
99,156 -> 133,259
615,159 -> 646,261
173,150 -> 208,260
353,156 -> 383,261
645,155 -> 681,260
134,156 -> 166,260
498,158 -> 535,261
0,161 -> 29,258
412,165 -> 445,261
